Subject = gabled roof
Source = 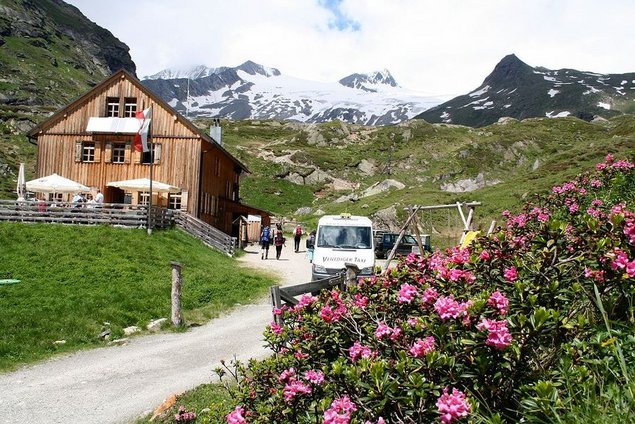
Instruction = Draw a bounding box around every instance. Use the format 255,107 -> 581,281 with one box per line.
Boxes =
27,69 -> 249,173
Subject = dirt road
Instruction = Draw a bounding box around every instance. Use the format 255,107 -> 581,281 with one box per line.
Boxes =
0,243 -> 312,424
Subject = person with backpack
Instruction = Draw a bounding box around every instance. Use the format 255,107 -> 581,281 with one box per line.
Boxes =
274,226 -> 286,260
293,224 -> 303,252
260,225 -> 271,260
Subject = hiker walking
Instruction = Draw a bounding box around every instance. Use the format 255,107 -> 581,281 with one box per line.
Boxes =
293,224 -> 303,252
274,226 -> 286,260
306,230 -> 316,263
260,225 -> 271,260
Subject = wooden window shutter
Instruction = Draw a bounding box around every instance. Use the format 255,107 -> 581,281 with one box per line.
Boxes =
180,190 -> 188,211
124,142 -> 131,164
154,143 -> 162,164
75,141 -> 82,162
94,140 -> 102,162
104,142 -> 112,163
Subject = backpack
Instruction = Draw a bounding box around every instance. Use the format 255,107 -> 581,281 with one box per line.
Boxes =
295,226 -> 302,236
274,231 -> 285,246
262,227 -> 270,242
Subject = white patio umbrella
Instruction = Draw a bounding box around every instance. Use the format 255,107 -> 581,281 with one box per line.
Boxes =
16,163 -> 26,200
106,178 -> 180,193
26,173 -> 89,194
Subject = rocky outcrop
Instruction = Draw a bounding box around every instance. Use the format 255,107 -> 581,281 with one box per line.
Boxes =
361,179 -> 405,198
440,173 -> 501,193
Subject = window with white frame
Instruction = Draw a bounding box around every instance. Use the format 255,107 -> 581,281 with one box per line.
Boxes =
168,194 -> 182,210
138,192 -> 149,205
112,142 -> 125,163
82,141 -> 95,162
123,98 -> 137,117
106,97 -> 119,117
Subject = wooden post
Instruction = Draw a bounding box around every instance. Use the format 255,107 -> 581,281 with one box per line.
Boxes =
409,206 -> 425,255
344,263 -> 360,288
170,261 -> 183,327
270,285 -> 282,324
487,220 -> 497,236
384,206 -> 421,272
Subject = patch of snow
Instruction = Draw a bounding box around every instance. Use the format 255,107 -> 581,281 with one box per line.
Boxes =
548,89 -> 560,98
473,101 -> 494,110
468,85 -> 490,98
504,104 -> 512,108
621,80 -> 627,85
597,102 -> 611,110
543,76 -> 557,82
583,86 -> 601,95
545,111 -> 571,118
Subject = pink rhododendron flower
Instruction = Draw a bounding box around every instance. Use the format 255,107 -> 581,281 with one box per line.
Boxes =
407,317 -> 420,327
320,306 -> 335,322
487,291 -> 509,315
294,350 -> 309,360
504,266 -> 518,282
434,296 -> 462,320
477,318 -> 512,350
353,293 -> 369,308
349,341 -> 372,362
398,283 -> 418,303
278,368 -> 296,382
409,336 -> 436,357
569,203 -> 579,214
270,322 -> 283,335
304,370 -> 325,385
324,395 -> 357,424
436,388 -> 471,424
479,250 -> 491,261
375,322 -> 392,339
283,380 -> 312,402
226,406 -> 247,424
422,287 -> 438,304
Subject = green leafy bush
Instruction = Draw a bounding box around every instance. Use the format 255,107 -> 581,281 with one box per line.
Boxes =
223,155 -> 635,423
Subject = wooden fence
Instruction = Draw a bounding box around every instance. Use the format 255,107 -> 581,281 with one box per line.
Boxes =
270,263 -> 361,324
0,200 -> 235,256
172,211 -> 236,256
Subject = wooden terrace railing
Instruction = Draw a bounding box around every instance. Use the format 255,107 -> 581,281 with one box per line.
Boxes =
172,211 -> 236,256
0,200 -> 172,228
0,200 -> 235,256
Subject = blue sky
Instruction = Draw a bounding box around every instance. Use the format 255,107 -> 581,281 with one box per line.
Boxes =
67,0 -> 635,97
319,0 -> 361,31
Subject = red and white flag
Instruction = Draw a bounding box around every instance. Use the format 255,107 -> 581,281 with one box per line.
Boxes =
133,106 -> 152,152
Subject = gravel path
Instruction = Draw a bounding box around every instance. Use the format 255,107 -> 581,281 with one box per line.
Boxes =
0,243 -> 312,424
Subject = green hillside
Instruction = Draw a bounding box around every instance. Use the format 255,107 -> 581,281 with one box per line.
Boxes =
0,224 -> 275,371
197,116 -> 635,233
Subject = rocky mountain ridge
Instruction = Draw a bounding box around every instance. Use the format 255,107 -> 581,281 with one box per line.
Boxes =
416,54 -> 635,127
0,0 -> 136,108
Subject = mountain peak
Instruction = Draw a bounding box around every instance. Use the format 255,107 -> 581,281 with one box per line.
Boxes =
235,60 -> 281,77
483,53 -> 534,87
338,69 -> 398,92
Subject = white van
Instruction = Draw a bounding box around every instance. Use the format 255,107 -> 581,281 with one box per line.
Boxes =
311,214 -> 375,281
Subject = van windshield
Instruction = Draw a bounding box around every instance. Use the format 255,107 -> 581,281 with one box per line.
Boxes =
317,225 -> 372,249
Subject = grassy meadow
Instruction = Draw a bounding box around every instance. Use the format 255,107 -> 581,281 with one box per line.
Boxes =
0,223 -> 275,371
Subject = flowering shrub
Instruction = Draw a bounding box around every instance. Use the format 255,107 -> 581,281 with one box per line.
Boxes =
224,155 -> 635,423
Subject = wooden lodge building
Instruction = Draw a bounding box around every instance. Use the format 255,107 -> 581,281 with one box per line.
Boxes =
27,69 -> 270,236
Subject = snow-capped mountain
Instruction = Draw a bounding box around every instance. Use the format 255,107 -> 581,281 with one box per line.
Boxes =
416,54 -> 635,127
141,61 -> 441,125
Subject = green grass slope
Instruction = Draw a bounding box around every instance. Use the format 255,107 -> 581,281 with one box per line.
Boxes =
0,223 -> 275,371
207,116 -> 635,232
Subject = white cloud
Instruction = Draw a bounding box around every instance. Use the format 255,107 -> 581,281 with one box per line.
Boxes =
67,0 -> 635,97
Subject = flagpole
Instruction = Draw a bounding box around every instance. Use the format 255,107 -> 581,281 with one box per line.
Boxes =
147,110 -> 153,235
